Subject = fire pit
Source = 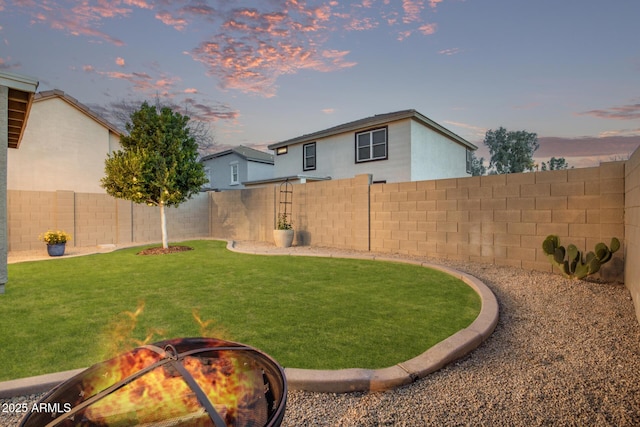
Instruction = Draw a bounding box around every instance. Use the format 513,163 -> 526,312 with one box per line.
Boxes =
20,337 -> 287,427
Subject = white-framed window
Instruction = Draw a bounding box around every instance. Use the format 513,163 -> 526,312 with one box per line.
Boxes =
356,127 -> 387,162
230,162 -> 239,185
466,150 -> 472,174
203,166 -> 212,186
303,142 -> 316,171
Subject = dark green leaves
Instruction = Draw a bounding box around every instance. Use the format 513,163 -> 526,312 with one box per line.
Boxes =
101,102 -> 207,207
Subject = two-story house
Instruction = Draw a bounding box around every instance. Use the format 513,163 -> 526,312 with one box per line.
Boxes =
266,109 -> 477,184
200,145 -> 274,190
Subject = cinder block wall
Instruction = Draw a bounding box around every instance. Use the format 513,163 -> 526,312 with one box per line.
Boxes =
132,192 -> 210,243
74,192 -> 117,247
625,150 -> 640,321
8,190 -> 57,251
7,191 -> 210,250
291,175 -> 371,250
210,186 -> 274,242
210,164 -> 626,282
370,162 -> 625,281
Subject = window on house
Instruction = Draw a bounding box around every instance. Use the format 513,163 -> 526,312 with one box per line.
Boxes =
356,127 -> 387,162
203,167 -> 212,186
276,146 -> 288,155
230,163 -> 239,185
303,142 -> 316,171
466,150 -> 472,174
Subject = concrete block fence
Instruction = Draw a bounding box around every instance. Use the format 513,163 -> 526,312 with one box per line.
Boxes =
625,148 -> 640,322
7,190 -> 209,250
6,155 -> 640,322
209,163 -> 627,284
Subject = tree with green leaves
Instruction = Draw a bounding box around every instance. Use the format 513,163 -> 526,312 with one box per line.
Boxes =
484,127 -> 539,174
101,102 -> 207,249
469,151 -> 487,176
540,157 -> 571,171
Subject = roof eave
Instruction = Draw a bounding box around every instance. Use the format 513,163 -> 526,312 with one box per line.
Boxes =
243,175 -> 331,186
1,71 -> 39,149
34,89 -> 123,136
268,109 -> 477,151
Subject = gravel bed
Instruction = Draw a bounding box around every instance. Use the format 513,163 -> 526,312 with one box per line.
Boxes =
3,243 -> 640,426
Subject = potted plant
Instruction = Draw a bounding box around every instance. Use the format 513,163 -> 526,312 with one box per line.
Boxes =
273,213 -> 294,248
39,230 -> 72,257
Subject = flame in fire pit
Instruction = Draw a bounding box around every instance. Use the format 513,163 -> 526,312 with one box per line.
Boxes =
20,338 -> 287,427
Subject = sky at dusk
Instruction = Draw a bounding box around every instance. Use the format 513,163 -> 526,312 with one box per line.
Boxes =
2,0 -> 639,169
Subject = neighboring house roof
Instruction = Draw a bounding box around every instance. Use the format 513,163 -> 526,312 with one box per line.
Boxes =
243,174 -> 331,186
268,109 -> 477,151
34,89 -> 123,136
201,145 -> 274,164
1,71 -> 39,149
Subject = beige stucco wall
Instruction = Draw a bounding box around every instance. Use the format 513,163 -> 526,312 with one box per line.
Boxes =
410,120 -> 471,181
625,148 -> 640,321
7,97 -> 119,193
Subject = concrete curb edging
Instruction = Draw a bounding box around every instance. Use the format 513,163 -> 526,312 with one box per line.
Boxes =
0,240 -> 499,397
0,369 -> 85,399
226,240 -> 500,393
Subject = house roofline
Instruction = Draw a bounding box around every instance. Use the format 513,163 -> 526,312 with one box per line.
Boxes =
201,145 -> 274,164
243,175 -> 331,186
34,89 -> 123,136
268,109 -> 477,151
0,71 -> 39,93
1,71 -> 39,149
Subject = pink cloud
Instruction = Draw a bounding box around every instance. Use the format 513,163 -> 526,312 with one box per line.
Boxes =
188,3 -> 364,97
418,22 -> 437,35
125,0 -> 152,9
0,56 -> 21,70
7,0 -> 450,98
535,136 -> 640,161
402,0 -> 425,23
84,66 -> 170,93
14,0 -> 129,45
579,103 -> 640,120
181,98 -> 240,122
598,129 -> 640,137
345,17 -> 379,31
116,57 -> 125,67
439,47 -> 461,56
156,10 -> 188,31
184,88 -> 198,94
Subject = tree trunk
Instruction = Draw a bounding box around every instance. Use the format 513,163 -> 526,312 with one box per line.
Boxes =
160,202 -> 168,249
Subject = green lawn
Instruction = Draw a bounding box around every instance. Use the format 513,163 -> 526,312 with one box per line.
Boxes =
0,240 -> 480,381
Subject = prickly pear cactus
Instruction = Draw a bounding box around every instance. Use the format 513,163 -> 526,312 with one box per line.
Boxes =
542,235 -> 620,280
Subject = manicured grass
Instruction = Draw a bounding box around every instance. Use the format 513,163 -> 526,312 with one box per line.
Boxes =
0,240 -> 480,381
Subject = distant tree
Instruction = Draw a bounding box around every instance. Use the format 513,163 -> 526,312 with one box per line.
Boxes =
469,151 -> 487,176
484,127 -> 539,174
540,157 -> 571,171
101,102 -> 207,249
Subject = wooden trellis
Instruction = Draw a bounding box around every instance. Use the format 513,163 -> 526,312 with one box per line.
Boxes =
276,181 -> 293,229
